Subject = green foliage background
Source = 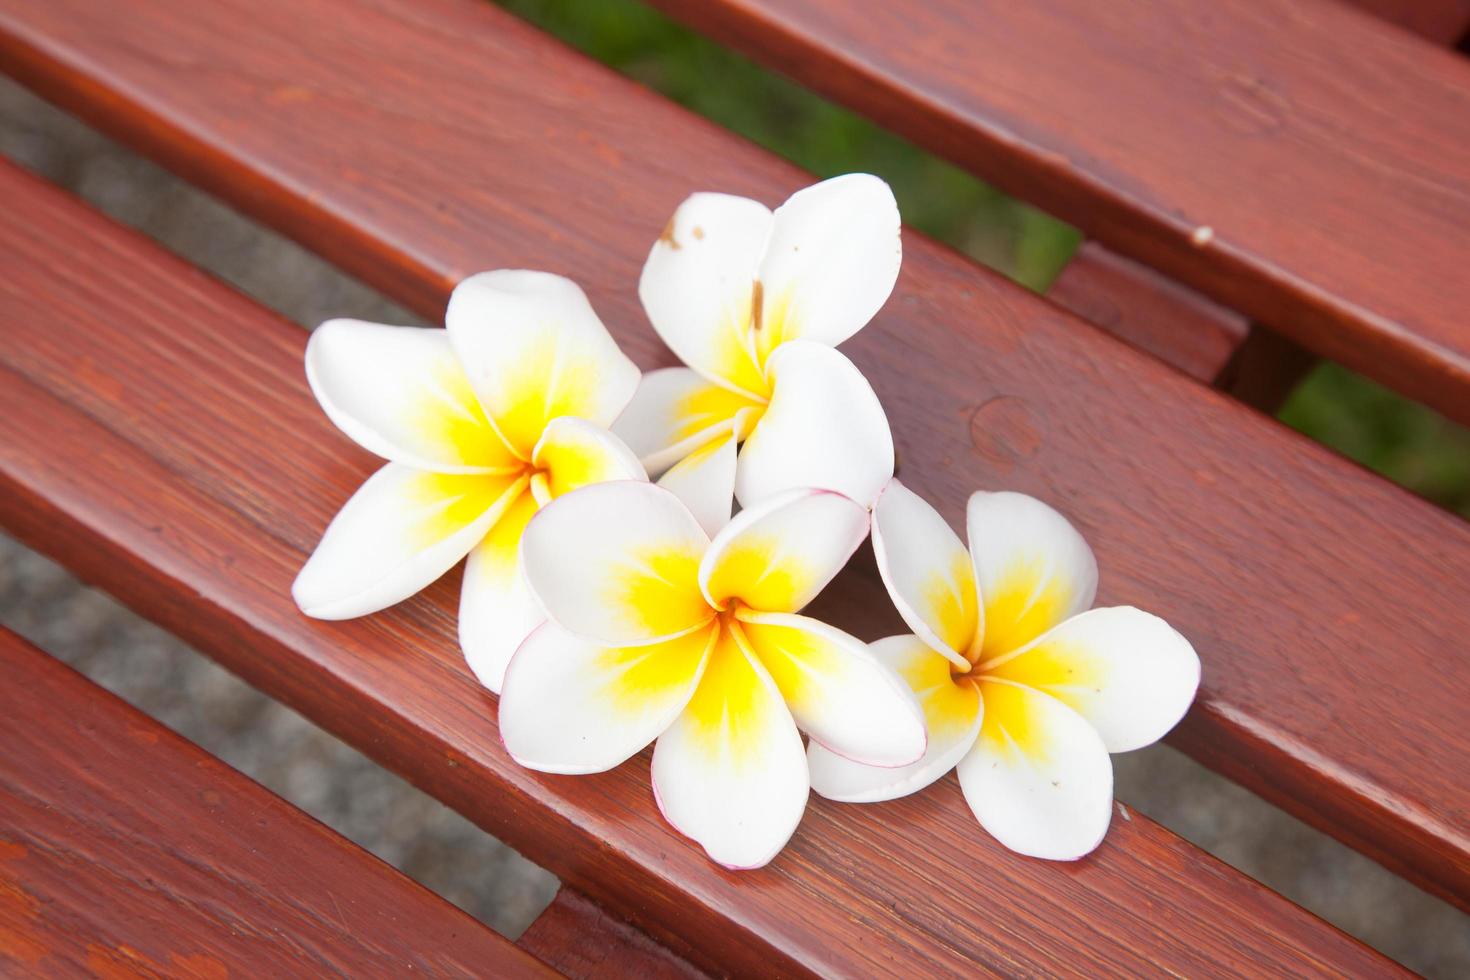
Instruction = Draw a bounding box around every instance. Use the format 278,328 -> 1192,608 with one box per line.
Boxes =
500,0 -> 1470,518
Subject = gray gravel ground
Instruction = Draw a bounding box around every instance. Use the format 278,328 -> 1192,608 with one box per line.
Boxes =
3,76 -> 1467,974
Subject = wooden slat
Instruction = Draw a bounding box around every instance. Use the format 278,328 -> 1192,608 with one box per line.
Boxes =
0,0 -> 1465,919
1342,0 -> 1470,40
518,889 -> 705,979
1049,247 -> 1314,414
1045,241 -> 1249,384
643,0 -> 1470,426
1046,0 -> 1469,394
0,0 -> 1464,905
0,627 -> 556,978
1051,0 -> 1470,393
0,158 -> 1405,976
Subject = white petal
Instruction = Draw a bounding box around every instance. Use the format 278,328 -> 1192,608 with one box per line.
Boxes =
967,491 -> 1098,661
305,319 -> 519,472
752,174 -> 901,357
985,607 -> 1200,753
809,635 -> 983,802
612,367 -> 765,476
734,341 -> 893,508
957,679 -> 1113,861
446,270 -> 639,457
457,491 -> 542,693
294,465 -> 525,620
500,622 -> 716,774
871,480 -> 979,669
736,612 -> 924,767
639,193 -> 773,398
656,428 -> 737,538
531,416 -> 646,499
700,488 -> 868,614
651,624 -> 808,869
520,481 -> 713,647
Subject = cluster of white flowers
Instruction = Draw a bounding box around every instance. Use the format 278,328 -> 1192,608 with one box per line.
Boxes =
294,175 -> 1199,869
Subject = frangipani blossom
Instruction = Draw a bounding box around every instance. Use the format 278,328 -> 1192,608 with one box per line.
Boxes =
500,480 -> 926,869
809,480 -> 1200,861
616,174 -> 899,508
293,270 -> 643,692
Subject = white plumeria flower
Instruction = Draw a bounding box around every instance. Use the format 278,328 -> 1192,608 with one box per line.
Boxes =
499,480 -> 926,869
293,270 -> 643,692
810,480 -> 1200,861
615,174 -> 900,509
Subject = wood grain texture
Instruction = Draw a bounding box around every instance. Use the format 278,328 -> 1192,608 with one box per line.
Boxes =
644,0 -> 1470,426
1048,247 -> 1312,414
1047,0 -> 1469,396
0,161 -> 1406,975
1046,241 -> 1249,383
1343,0 -> 1470,41
1046,0 -> 1468,393
518,889 -> 705,979
0,0 -> 1465,920
0,627 -> 556,978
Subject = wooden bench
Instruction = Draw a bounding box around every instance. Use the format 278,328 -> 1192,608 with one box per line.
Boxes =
0,626 -> 556,977
0,0 -> 1465,973
0,622 -> 697,977
647,0 -> 1470,423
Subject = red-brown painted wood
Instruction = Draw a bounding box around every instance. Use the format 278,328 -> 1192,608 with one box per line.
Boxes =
0,628 -> 556,978
0,161 -> 1406,974
1048,246 -> 1311,414
1046,241 -> 1249,384
518,889 -> 705,980
0,0 -> 1465,917
1343,0 -> 1470,40
1047,0 -> 1469,394
643,0 -> 1470,426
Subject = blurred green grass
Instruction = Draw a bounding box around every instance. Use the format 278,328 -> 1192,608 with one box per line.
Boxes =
500,0 -> 1470,518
